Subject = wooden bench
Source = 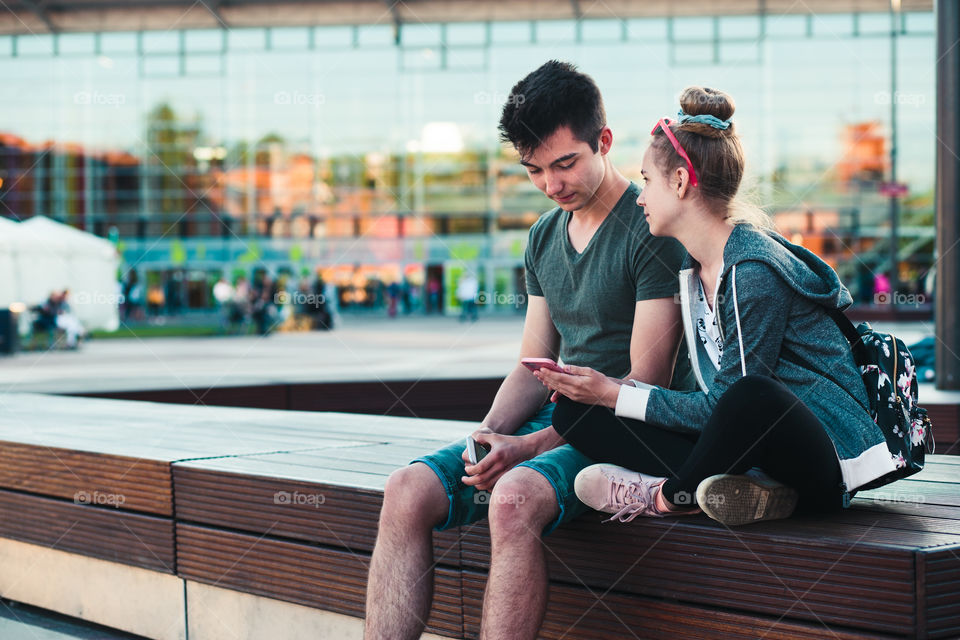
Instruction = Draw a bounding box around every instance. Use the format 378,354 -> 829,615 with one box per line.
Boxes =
70,378 -> 960,455
0,393 -> 958,639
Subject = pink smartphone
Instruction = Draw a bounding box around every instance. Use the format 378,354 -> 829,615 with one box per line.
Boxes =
521,357 -> 566,374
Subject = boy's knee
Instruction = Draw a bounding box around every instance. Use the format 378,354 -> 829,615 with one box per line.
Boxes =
487,469 -> 558,539
381,464 -> 447,530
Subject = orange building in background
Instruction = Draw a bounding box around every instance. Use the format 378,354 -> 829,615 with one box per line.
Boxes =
836,121 -> 887,187
772,209 -> 857,270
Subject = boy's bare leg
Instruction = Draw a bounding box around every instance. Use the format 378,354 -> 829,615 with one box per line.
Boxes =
364,463 -> 449,640
480,466 -> 558,640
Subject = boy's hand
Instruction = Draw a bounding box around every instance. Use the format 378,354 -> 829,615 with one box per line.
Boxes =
461,430 -> 536,491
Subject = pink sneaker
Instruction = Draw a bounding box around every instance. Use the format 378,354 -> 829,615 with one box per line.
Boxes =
574,464 -> 696,522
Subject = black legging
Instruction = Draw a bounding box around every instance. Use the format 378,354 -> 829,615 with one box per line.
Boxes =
552,375 -> 844,513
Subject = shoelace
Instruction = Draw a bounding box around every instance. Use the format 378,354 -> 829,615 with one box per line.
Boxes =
604,478 -> 664,523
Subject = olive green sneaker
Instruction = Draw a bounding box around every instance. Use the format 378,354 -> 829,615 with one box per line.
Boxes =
696,474 -> 799,526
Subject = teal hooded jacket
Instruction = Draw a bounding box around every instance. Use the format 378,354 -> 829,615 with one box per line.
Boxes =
619,223 -> 897,493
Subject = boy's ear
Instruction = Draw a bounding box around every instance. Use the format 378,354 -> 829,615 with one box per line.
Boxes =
598,127 -> 613,155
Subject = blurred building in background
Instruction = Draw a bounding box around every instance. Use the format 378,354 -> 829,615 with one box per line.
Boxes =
0,0 -> 936,314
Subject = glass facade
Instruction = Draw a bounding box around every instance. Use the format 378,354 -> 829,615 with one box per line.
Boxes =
0,11 -> 936,312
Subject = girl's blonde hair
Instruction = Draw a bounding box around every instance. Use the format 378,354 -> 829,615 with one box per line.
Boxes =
651,86 -> 772,229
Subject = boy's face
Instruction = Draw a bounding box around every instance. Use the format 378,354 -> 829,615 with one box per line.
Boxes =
519,125 -> 608,213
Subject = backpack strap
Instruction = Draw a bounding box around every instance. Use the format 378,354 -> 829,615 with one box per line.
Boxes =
826,307 -> 868,364
777,307 -> 871,415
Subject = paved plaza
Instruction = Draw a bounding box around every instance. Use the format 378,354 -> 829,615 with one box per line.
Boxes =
0,315 -> 524,395
0,600 -> 141,639
0,315 -> 952,400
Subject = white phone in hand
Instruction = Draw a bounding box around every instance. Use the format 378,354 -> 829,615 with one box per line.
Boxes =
465,436 -> 489,465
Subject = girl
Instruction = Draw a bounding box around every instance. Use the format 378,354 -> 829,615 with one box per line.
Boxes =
535,87 -> 897,526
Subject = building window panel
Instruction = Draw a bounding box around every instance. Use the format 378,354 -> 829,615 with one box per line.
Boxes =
905,12 -> 934,35
580,19 -> 623,43
401,47 -> 442,71
627,18 -> 668,41
100,32 -> 138,54
813,14 -> 855,38
764,15 -> 805,38
856,13 -> 891,35
719,16 -> 760,41
142,31 -> 181,54
446,46 -> 485,72
270,27 -> 311,50
401,24 -> 443,47
491,22 -> 531,45
535,20 -> 576,44
58,34 -> 96,55
357,25 -> 394,48
313,26 -> 355,49
672,17 -> 714,42
672,42 -> 716,66
185,55 -> 224,76
16,34 -> 55,56
142,56 -> 181,77
720,42 -> 761,65
227,29 -> 267,52
185,29 -> 224,53
446,23 -> 487,47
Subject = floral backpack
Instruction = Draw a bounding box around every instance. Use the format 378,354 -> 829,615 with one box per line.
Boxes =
828,309 -> 934,491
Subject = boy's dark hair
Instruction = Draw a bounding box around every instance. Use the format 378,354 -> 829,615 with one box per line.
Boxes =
498,60 -> 606,158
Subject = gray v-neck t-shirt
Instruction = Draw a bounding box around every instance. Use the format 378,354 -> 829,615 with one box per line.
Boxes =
525,182 -> 692,386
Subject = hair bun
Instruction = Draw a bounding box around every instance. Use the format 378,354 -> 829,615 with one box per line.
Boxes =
678,86 -> 735,138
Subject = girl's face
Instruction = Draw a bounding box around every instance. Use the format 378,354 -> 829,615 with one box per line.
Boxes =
636,147 -> 680,237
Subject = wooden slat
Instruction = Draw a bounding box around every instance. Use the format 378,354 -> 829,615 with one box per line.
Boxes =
459,514 -> 925,636
921,549 -> 960,638
0,442 -> 172,515
859,480 -> 960,507
173,465 -> 462,561
176,523 -> 463,638
0,489 -> 174,573
926,403 -> 960,455
0,394 -> 476,459
461,570 -> 895,640
0,393 -> 476,515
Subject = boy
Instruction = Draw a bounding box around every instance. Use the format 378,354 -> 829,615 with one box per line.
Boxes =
365,60 -> 689,639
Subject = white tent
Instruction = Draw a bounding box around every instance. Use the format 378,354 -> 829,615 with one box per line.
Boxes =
3,216 -> 120,332
0,217 -> 22,307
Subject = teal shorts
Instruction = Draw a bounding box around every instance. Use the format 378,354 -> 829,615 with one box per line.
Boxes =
411,403 -> 594,536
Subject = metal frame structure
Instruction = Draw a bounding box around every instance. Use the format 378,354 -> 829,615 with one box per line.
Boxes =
0,0 -> 934,35
936,0 -> 959,390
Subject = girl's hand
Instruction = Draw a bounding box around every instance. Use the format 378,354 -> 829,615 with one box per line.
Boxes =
533,364 -> 621,408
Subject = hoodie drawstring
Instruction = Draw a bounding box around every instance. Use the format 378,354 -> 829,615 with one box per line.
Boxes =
732,264 -> 747,377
